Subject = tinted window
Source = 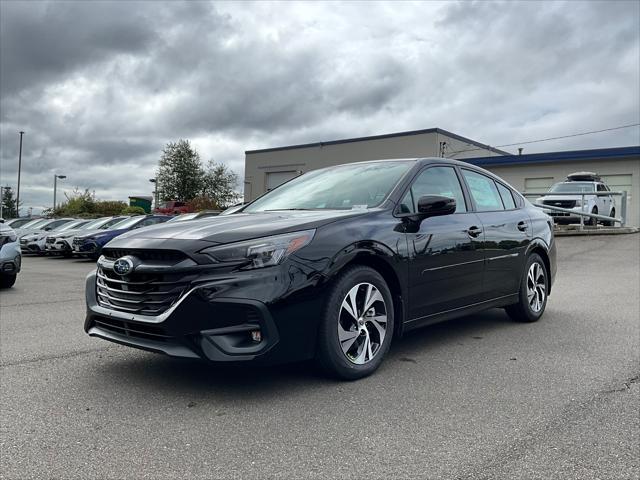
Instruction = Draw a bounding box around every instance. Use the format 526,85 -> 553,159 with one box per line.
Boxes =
400,166 -> 467,214
550,182 -> 594,193
496,182 -> 516,209
597,184 -> 606,192
462,170 -> 504,211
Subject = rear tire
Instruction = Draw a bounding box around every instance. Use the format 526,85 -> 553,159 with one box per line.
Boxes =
604,208 -> 615,227
505,253 -> 548,323
0,274 -> 17,288
315,266 -> 394,380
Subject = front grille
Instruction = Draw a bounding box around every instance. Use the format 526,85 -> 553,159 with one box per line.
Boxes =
96,266 -> 195,316
73,238 -> 83,246
102,248 -> 187,262
46,237 -> 56,244
543,199 -> 576,208
92,316 -> 171,342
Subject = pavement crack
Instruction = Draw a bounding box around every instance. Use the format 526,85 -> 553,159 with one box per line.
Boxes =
1,346 -> 116,368
0,298 -> 84,308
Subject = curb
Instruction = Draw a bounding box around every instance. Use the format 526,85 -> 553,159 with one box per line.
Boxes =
554,227 -> 639,236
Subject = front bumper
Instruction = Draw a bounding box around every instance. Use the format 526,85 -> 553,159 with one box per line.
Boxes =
84,263 -> 324,364
0,243 -> 22,275
73,240 -> 100,255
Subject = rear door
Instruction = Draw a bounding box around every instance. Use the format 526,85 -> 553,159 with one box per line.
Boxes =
401,165 -> 485,320
461,169 -> 531,299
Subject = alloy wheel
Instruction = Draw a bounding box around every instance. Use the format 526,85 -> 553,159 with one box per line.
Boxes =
527,262 -> 546,313
337,282 -> 388,364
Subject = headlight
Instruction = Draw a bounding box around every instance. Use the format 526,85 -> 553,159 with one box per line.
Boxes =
201,230 -> 315,269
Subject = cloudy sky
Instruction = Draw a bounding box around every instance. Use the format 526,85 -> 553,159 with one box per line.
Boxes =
1,0 -> 639,214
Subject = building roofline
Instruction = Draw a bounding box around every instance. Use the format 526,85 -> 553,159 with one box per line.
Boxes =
464,145 -> 640,167
245,127 -> 510,156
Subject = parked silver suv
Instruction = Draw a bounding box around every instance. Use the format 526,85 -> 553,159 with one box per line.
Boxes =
0,222 -> 21,288
538,172 -> 616,226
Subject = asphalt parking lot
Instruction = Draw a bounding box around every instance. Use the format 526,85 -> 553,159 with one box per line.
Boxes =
1,235 -> 638,480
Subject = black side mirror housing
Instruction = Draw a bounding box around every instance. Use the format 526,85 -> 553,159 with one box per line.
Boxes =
417,195 -> 456,217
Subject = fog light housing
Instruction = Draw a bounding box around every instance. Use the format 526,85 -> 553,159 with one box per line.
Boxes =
250,330 -> 262,343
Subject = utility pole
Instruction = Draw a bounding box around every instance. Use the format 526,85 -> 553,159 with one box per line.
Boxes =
16,131 -> 24,217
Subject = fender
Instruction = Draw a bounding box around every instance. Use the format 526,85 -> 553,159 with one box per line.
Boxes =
322,239 -> 409,331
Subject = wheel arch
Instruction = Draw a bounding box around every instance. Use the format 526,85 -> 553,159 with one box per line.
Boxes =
326,243 -> 407,341
526,240 -> 552,294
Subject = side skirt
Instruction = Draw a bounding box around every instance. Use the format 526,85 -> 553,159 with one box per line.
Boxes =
403,293 -> 518,332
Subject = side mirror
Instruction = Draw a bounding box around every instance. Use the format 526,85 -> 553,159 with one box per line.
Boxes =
417,195 -> 456,217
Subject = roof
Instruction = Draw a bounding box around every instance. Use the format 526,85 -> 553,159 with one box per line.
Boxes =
245,127 -> 510,156
465,145 -> 640,167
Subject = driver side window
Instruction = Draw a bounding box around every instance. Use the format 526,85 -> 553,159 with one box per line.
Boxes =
399,166 -> 467,214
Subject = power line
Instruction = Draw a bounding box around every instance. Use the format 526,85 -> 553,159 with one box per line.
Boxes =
448,123 -> 640,157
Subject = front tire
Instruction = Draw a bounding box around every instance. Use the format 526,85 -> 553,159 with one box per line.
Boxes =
315,266 -> 394,380
0,274 -> 17,288
505,253 -> 548,323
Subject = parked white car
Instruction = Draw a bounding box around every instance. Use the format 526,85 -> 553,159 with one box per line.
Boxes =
19,218 -> 76,253
537,172 -> 616,226
0,222 -> 21,288
46,216 -> 127,257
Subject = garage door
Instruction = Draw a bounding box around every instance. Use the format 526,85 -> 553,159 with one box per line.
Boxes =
266,171 -> 298,191
601,174 -> 633,200
524,177 -> 555,193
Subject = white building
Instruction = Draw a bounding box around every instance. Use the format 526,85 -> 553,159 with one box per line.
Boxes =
243,128 -> 639,226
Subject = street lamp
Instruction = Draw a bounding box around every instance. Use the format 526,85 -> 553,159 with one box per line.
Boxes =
53,174 -> 66,212
149,178 -> 159,209
16,131 -> 24,217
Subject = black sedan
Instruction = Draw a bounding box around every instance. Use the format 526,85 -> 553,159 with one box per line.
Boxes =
85,158 -> 556,379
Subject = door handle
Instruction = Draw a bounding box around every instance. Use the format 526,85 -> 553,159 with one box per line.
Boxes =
517,221 -> 528,232
467,226 -> 482,238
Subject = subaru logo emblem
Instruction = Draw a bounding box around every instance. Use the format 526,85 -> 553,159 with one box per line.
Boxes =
113,257 -> 134,276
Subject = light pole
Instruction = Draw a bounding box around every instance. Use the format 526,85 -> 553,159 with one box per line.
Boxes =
53,174 -> 66,212
16,131 -> 24,217
149,178 -> 159,209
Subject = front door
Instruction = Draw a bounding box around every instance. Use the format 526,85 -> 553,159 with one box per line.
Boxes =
401,166 -> 485,321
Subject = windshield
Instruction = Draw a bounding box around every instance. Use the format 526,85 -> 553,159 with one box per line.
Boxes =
549,182 -> 595,193
20,219 -> 47,229
245,161 -> 414,212
169,213 -> 198,222
58,220 -> 87,232
109,216 -> 143,229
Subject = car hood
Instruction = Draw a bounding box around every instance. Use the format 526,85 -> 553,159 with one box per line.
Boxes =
77,228 -> 127,240
113,210 -> 370,245
537,194 -> 589,203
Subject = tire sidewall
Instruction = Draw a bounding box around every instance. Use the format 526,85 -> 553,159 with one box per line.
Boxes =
319,267 -> 394,379
520,254 -> 548,321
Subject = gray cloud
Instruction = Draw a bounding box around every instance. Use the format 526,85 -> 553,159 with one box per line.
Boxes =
0,0 -> 638,214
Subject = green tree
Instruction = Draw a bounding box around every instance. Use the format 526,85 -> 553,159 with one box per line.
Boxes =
157,140 -> 204,202
201,160 -> 239,208
1,186 -> 18,218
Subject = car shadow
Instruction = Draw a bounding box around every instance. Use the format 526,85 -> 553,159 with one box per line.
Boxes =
96,308 -> 516,399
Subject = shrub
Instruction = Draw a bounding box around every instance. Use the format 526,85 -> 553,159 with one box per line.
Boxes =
121,206 -> 146,215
